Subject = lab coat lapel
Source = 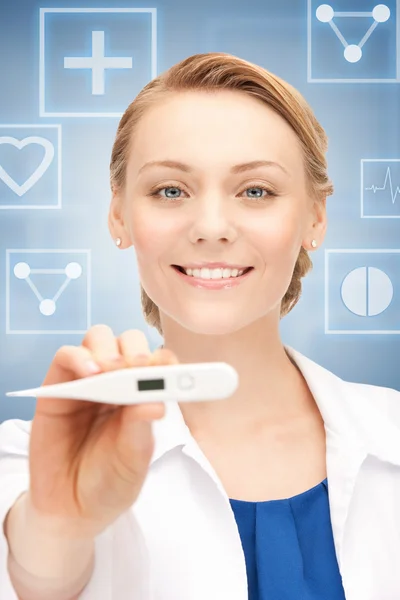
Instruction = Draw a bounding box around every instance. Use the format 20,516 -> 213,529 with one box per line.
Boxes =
148,401 -> 249,599
286,346 -> 400,574
285,347 -> 369,571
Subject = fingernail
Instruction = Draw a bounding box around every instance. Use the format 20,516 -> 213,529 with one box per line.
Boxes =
85,360 -> 102,374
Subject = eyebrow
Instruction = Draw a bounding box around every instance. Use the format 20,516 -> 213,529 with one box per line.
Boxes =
138,159 -> 290,177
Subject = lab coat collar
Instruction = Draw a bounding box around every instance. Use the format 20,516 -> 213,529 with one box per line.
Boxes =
289,346 -> 400,466
151,345 -> 400,467
150,345 -> 400,569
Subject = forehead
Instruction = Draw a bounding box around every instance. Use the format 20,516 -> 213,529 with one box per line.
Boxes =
128,90 -> 304,177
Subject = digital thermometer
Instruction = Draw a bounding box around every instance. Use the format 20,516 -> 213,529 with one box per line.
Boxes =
6,362 -> 239,405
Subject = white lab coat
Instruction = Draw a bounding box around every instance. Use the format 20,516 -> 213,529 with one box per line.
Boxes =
1,345 -> 400,599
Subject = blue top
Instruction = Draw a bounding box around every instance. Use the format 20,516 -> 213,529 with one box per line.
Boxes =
229,478 -> 346,599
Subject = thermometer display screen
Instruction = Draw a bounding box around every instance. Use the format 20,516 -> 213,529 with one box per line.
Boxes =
138,378 -> 165,391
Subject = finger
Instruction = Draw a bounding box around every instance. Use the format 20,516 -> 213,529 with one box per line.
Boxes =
82,324 -> 122,368
109,417 -> 155,504
125,347 -> 180,419
149,347 -> 180,366
117,329 -> 151,366
120,401 -> 166,422
36,345 -> 104,416
44,345 -> 102,386
116,343 -> 178,421
118,337 -> 174,419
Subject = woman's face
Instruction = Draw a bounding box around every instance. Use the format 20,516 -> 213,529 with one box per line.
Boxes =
110,90 -> 326,335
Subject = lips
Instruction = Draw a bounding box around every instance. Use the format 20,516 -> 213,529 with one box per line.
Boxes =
172,265 -> 253,275
171,264 -> 254,289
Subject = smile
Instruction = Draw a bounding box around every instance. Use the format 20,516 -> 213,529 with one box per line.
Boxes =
171,265 -> 254,290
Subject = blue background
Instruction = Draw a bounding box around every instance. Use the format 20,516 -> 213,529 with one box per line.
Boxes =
0,0 -> 399,423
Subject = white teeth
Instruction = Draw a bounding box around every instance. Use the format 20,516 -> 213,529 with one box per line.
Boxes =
183,267 -> 246,279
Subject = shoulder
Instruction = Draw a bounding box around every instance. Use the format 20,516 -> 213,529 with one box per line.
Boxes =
0,418 -> 31,456
344,378 -> 400,422
320,358 -> 400,435
288,345 -> 400,431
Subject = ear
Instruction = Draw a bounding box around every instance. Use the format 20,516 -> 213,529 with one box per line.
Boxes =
108,189 -> 128,243
303,197 -> 327,249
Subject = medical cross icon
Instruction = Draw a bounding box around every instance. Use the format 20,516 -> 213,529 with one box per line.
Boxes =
40,8 -> 157,117
64,30 -> 133,95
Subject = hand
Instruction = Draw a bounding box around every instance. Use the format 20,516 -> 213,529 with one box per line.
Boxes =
26,325 -> 178,539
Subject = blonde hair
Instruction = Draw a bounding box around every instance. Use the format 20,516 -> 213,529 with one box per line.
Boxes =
110,52 -> 334,336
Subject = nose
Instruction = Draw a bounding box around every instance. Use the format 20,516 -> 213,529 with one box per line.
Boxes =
188,194 -> 238,244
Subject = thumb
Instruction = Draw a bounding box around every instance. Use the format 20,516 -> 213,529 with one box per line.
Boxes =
113,407 -> 156,484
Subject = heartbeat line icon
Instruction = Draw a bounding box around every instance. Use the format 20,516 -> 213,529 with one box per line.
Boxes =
365,166 -> 400,204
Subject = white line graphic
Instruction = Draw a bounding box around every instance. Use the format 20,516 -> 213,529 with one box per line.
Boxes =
308,0 -> 398,83
39,8 -> 158,118
64,31 -> 133,95
325,249 -> 400,334
365,166 -> 400,204
361,159 -> 400,218
6,250 -> 91,334
0,136 -> 54,196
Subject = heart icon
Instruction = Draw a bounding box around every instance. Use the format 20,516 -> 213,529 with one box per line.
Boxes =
0,136 -> 55,197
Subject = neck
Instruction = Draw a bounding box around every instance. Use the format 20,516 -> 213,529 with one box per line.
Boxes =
159,316 -> 318,437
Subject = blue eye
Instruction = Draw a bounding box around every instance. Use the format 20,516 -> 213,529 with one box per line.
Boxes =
245,187 -> 270,199
151,186 -> 183,199
149,184 -> 277,202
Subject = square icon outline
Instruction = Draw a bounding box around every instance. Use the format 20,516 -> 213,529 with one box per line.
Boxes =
325,248 -> 400,334
0,124 -> 62,209
6,249 -> 91,334
361,158 -> 400,218
307,0 -> 400,83
39,7 -> 158,117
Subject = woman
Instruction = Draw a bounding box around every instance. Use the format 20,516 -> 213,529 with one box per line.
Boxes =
1,52 -> 400,600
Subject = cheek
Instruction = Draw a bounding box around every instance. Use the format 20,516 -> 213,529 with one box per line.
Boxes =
130,206 -> 178,262
251,211 -> 303,261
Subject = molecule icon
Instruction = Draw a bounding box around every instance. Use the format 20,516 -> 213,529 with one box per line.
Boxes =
13,261 -> 83,316
316,3 -> 391,63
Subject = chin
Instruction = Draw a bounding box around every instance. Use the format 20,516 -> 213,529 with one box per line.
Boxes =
188,323 -> 240,336
170,311 -> 251,336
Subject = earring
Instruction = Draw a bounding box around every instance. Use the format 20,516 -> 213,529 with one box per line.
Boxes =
115,238 -> 122,247
311,239 -> 317,249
